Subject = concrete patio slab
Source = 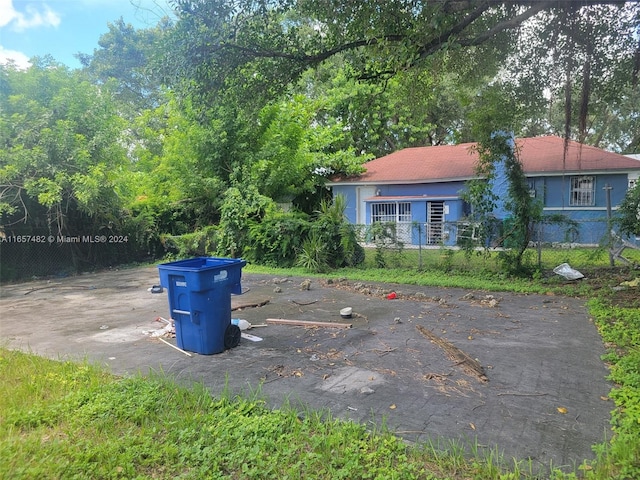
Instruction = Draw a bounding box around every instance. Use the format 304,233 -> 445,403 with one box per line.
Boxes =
0,265 -> 613,473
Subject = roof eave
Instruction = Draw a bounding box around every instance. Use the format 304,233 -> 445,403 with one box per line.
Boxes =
327,176 -> 479,186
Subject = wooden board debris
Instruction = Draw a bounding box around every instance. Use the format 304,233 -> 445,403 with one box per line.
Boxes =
265,318 -> 352,329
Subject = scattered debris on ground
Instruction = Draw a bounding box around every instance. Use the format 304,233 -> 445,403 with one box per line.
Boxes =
232,299 -> 270,311
610,230 -> 640,267
460,293 -> 502,307
619,277 -> 639,288
24,284 -> 96,295
241,332 -> 263,342
157,337 -> 192,357
553,263 -> 584,280
416,324 -> 488,383
290,299 -> 319,306
144,317 -> 175,338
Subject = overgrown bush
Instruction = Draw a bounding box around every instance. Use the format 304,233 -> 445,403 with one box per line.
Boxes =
161,225 -> 218,258
616,184 -> 640,238
311,196 -> 364,269
296,231 -> 330,272
245,210 -> 310,267
215,185 -> 275,258
296,195 -> 364,272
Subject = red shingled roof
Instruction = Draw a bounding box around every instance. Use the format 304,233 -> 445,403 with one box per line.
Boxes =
332,136 -> 640,184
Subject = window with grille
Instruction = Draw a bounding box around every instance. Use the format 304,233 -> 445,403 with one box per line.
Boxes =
371,202 -> 411,223
570,176 -> 595,206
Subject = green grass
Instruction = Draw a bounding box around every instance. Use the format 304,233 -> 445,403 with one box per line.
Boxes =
586,299 -> 640,479
247,246 -> 639,296
2,246 -> 639,479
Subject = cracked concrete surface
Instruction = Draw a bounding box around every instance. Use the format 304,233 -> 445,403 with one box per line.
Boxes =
0,266 -> 613,474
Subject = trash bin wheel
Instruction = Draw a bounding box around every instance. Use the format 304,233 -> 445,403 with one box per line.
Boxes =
224,324 -> 241,349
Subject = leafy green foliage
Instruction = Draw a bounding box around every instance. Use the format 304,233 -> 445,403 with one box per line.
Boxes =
291,196 -> 364,272
78,17 -> 171,114
462,132 -> 542,276
166,1 -> 640,151
128,96 -> 235,230
246,210 -> 310,267
0,61 -> 156,278
299,65 -> 479,157
249,96 -> 364,203
215,185 -> 276,258
296,231 -> 330,273
616,184 -> 640,238
165,0 -> 534,106
310,196 -> 364,269
366,222 -> 403,269
161,226 -> 219,258
0,61 -> 128,232
587,298 -> 640,480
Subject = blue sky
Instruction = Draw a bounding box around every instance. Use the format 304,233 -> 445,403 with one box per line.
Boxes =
0,0 -> 173,69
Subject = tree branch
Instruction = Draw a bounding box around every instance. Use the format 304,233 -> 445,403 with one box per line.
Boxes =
217,0 -> 591,75
444,0 -> 634,8
459,1 -> 556,48
220,37 -> 405,64
417,1 -> 494,60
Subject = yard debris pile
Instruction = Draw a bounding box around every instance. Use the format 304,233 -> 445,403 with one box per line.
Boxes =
146,317 -> 175,338
460,292 -> 502,307
327,279 -> 398,298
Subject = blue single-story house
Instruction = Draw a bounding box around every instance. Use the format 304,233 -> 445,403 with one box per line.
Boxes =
328,135 -> 640,246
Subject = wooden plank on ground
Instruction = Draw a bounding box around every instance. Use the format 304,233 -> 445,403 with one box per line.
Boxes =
266,318 -> 352,329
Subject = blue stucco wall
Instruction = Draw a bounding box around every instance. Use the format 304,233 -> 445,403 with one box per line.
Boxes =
539,173 -> 629,209
332,185 -> 357,224
376,182 -> 467,198
529,173 -> 630,244
539,208 -> 609,244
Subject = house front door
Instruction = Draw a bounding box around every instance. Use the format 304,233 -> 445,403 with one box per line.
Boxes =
427,201 -> 445,244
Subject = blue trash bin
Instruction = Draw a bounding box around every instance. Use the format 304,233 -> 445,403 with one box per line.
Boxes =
158,257 -> 246,355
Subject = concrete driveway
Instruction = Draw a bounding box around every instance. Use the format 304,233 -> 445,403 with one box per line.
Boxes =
0,265 -> 612,473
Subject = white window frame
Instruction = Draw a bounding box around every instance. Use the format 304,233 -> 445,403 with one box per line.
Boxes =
570,176 -> 595,207
371,202 -> 411,224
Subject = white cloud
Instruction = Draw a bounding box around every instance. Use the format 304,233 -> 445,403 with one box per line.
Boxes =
0,0 -> 61,31
0,45 -> 31,69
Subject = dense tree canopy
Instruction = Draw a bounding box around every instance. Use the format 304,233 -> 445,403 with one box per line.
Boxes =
0,59 -> 128,235
165,0 -> 640,149
2,1 -> 640,279
78,17 -> 172,113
